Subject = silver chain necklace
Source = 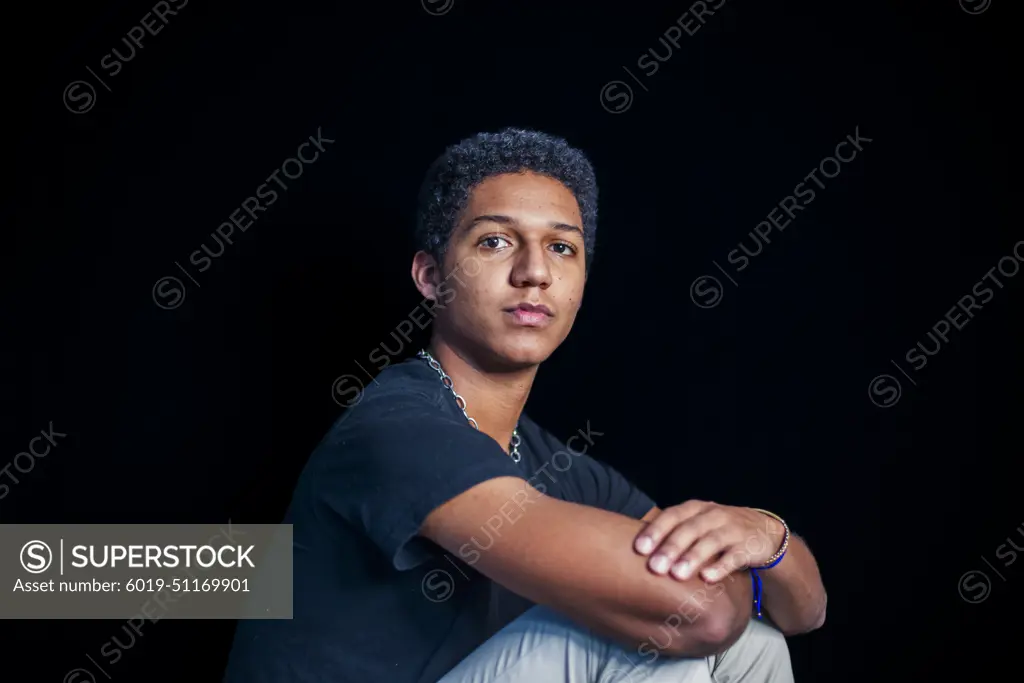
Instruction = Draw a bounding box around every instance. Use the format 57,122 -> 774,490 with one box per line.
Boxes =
416,349 -> 521,463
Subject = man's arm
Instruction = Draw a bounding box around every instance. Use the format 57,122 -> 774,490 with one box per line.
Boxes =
638,503 -> 826,636
421,478 -> 753,658
755,532 -> 827,634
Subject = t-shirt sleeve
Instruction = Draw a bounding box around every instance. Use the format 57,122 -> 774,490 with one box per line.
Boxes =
311,391 -> 526,571
572,453 -> 657,520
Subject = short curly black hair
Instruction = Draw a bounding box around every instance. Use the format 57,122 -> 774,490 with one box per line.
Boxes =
415,127 -> 599,271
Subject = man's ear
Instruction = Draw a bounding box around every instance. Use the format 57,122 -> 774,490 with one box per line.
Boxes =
411,251 -> 441,301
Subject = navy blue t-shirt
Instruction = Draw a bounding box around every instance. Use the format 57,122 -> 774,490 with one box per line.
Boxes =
222,356 -> 656,683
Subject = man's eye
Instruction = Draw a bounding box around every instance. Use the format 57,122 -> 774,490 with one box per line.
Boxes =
480,236 -> 510,249
551,242 -> 577,255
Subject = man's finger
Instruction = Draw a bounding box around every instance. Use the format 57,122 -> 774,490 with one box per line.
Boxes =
698,552 -> 746,583
673,529 -> 735,580
633,500 -> 708,555
645,510 -> 723,575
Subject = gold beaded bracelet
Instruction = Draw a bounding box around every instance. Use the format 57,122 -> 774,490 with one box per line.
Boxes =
749,508 -> 790,569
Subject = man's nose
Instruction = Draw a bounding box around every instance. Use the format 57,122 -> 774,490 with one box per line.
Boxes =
510,245 -> 552,289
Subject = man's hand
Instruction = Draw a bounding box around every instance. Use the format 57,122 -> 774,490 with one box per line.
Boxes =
634,500 -> 784,583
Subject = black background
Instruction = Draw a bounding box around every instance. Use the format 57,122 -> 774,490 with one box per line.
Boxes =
3,0 -> 1020,680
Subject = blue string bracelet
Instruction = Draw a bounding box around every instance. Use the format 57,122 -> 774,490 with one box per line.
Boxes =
748,509 -> 790,619
750,551 -> 787,618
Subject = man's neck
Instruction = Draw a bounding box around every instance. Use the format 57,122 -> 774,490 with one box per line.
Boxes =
425,339 -> 537,454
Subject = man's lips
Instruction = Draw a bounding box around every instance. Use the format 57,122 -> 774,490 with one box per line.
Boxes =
504,303 -> 554,327
506,303 -> 553,316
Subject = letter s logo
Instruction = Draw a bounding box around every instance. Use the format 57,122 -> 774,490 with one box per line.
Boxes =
20,540 -> 52,573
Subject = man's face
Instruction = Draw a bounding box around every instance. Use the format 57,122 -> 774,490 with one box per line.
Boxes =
420,171 -> 587,368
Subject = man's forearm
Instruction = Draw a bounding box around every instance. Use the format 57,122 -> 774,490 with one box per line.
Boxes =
758,532 -> 826,635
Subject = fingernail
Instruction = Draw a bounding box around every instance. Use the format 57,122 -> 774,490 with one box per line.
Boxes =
704,568 -> 718,581
635,536 -> 654,554
650,555 -> 670,574
671,561 -> 690,579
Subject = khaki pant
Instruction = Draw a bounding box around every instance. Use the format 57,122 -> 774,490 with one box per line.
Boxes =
438,605 -> 793,683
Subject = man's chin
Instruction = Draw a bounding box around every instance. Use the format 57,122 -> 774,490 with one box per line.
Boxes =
491,337 -> 557,369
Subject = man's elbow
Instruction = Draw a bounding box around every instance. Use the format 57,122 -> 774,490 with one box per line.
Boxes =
799,595 -> 827,633
777,594 -> 827,636
810,602 -> 826,630
705,602 -> 753,653
660,600 -> 750,658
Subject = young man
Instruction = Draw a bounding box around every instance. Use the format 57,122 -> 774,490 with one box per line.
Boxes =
222,128 -> 826,683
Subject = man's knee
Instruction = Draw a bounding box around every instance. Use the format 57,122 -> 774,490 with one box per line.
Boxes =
748,618 -> 788,647
712,619 -> 792,683
745,619 -> 790,663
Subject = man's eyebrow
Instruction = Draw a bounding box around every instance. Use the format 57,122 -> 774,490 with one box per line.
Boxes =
465,214 -> 515,230
463,214 -> 584,238
550,222 -> 584,238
